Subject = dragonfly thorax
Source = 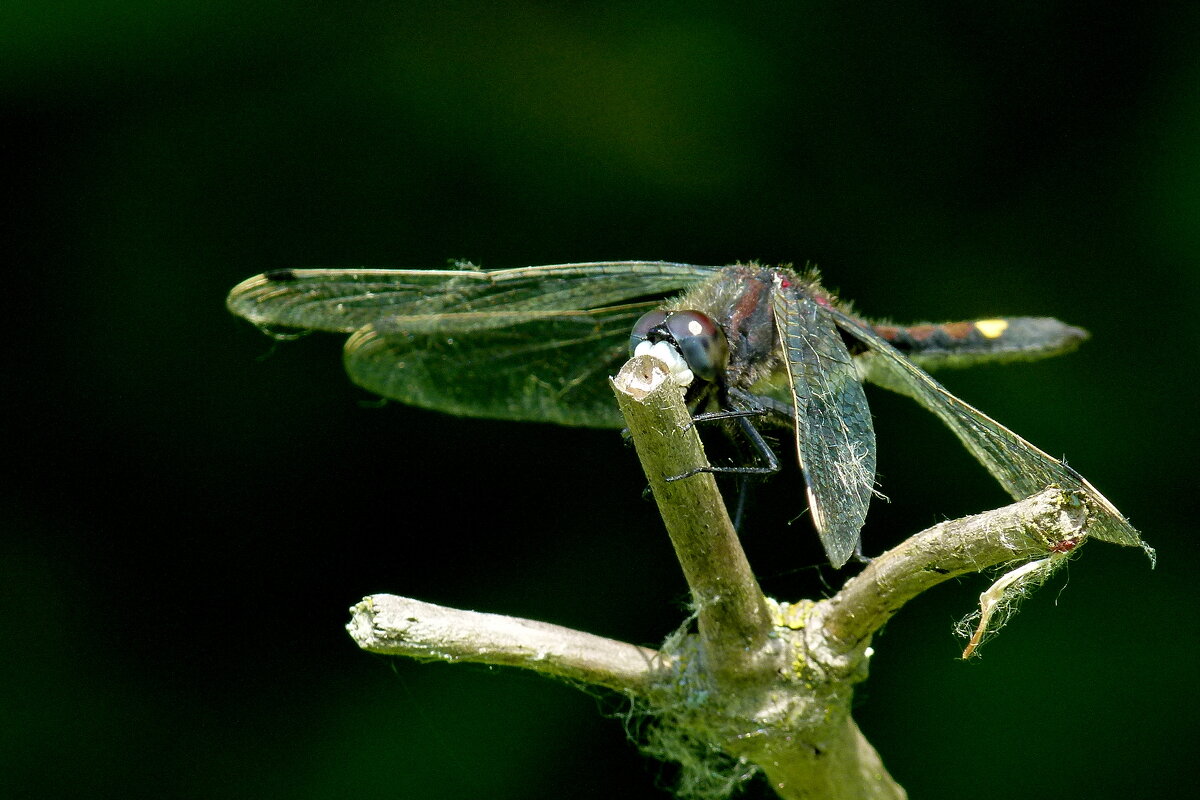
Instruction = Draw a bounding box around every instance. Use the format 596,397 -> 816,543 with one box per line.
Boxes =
629,309 -> 729,388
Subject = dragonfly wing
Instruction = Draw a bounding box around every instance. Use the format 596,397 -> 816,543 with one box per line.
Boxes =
343,304 -> 656,428
228,262 -> 720,426
227,262 -> 718,333
771,284 -> 877,568
826,305 -> 1147,552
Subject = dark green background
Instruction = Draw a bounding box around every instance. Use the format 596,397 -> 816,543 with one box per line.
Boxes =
6,2 -> 1197,798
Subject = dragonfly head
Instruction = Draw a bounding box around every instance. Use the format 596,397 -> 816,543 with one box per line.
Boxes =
629,310 -> 729,388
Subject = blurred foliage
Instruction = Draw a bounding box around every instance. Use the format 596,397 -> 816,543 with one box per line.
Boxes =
4,1 -> 1197,798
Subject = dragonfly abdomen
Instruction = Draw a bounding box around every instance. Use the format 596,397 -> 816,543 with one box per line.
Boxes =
871,317 -> 1089,370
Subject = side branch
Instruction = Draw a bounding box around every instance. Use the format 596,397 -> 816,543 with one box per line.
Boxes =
817,487 -> 1087,653
611,356 -> 775,680
347,595 -> 670,694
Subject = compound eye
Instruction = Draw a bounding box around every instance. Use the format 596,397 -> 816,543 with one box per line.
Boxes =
629,310 -> 669,355
665,311 -> 728,382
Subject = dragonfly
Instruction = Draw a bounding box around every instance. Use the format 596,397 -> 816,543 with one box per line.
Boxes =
227,261 -> 1147,567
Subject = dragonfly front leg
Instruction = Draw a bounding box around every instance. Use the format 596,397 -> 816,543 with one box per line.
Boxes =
667,404 -> 781,530
667,403 -> 781,481
665,388 -> 788,529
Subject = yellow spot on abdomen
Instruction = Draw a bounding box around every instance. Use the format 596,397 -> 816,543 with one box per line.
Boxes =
975,319 -> 1009,339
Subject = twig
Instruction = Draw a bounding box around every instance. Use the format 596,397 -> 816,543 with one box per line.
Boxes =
610,355 -> 905,799
610,355 -> 776,680
816,487 -> 1087,655
347,594 -> 670,694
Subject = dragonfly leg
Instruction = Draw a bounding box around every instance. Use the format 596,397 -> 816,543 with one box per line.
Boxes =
682,406 -> 768,430
667,411 -> 781,481
727,387 -> 795,419
731,474 -> 759,530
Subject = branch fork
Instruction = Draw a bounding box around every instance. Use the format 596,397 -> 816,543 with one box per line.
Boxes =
347,354 -> 1099,799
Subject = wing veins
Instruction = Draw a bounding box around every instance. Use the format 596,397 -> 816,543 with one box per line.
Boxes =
770,284 -> 875,567
825,304 -> 1146,551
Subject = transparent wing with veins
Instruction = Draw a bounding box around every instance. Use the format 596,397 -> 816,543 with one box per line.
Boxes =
345,303 -> 656,427
226,261 -> 716,333
226,261 -> 719,427
771,281 -> 877,568
823,304 -> 1149,555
